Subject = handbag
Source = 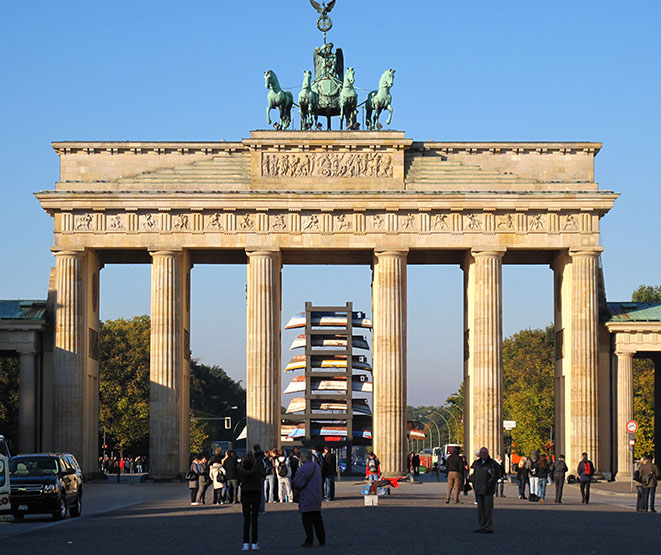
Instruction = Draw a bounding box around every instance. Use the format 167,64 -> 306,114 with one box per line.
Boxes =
185,469 -> 196,481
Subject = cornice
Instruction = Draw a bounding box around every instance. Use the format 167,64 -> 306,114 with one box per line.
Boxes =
52,141 -> 247,156
411,142 -> 603,156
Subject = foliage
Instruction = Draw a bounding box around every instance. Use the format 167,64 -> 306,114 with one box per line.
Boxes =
502,326 -> 555,456
189,412 -> 210,455
631,284 -> 661,303
99,316 -> 151,454
0,356 -> 19,449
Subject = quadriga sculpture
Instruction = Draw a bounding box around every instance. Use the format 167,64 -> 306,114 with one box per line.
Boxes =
298,70 -> 319,130
265,70 -> 293,130
365,69 -> 395,130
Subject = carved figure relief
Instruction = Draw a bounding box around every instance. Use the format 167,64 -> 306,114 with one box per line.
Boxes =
563,214 -> 579,230
261,152 -> 393,178
497,214 -> 514,230
143,213 -> 158,230
109,215 -> 123,230
173,214 -> 189,230
336,214 -> 352,230
372,214 -> 384,230
208,212 -> 223,230
402,213 -> 416,230
303,214 -> 320,230
529,214 -> 544,230
239,214 -> 254,230
467,214 -> 482,230
75,213 -> 93,230
271,214 -> 287,230
433,214 -> 448,230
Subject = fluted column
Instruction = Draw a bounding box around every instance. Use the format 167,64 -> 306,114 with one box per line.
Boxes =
465,248 -> 504,460
53,250 -> 84,458
18,350 -> 37,453
150,250 -> 182,478
372,250 -> 407,477
246,249 -> 281,451
569,247 -> 601,469
615,351 -> 634,480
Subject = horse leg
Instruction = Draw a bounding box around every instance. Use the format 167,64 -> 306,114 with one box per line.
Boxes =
339,104 -> 344,130
267,105 -> 272,126
386,104 -> 393,125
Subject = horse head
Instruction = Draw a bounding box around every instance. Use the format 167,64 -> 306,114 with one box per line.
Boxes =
265,70 -> 278,90
344,67 -> 355,87
379,69 -> 395,89
302,69 -> 312,89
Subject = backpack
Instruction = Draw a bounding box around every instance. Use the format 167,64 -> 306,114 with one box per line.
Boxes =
583,461 -> 592,476
215,468 -> 225,484
277,459 -> 288,478
642,472 -> 653,486
263,457 -> 273,475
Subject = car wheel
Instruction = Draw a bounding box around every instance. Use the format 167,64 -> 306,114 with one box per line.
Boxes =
70,495 -> 82,517
52,497 -> 67,520
12,513 -> 24,521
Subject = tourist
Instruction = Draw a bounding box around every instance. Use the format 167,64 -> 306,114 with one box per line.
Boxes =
445,446 -> 464,504
189,456 -> 201,505
289,447 -> 301,480
577,452 -> 594,504
366,452 -> 381,483
223,450 -> 240,503
209,452 -> 225,505
535,454 -> 550,503
550,454 -> 568,503
292,448 -> 326,548
321,446 -> 336,501
494,454 -> 506,497
237,451 -> 264,551
516,456 -> 529,499
636,455 -> 660,512
253,444 -> 267,513
263,449 -> 277,503
412,452 -> 421,477
196,456 -> 210,505
275,449 -> 293,502
461,453 -> 471,496
470,446 -> 501,534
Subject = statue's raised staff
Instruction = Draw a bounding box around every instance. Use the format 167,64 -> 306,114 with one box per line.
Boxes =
366,69 -> 395,130
298,70 -> 319,130
265,69 -> 293,130
339,67 -> 358,130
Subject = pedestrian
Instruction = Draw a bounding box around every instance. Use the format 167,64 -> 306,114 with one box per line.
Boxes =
237,451 -> 264,551
196,456 -> 210,505
550,454 -> 568,503
263,450 -> 277,503
528,450 -> 540,502
461,454 -> 471,496
366,452 -> 381,483
577,452 -> 595,504
516,456 -> 529,499
470,446 -> 501,534
289,447 -> 301,480
275,449 -> 293,502
445,446 -> 464,504
114,458 -> 121,483
223,450 -> 240,504
253,444 -> 267,513
494,454 -> 506,497
412,452 -> 421,477
209,453 -> 225,505
321,447 -> 336,501
292,448 -> 326,548
189,456 -> 201,505
536,454 -> 550,503
635,455 -> 661,512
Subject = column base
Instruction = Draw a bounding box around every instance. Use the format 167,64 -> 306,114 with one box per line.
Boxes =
615,472 -> 633,482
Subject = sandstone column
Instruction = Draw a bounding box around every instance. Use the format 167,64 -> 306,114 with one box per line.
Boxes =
53,250 -> 84,459
615,351 -> 634,480
18,350 -> 38,453
372,250 -> 407,477
464,248 -> 505,460
246,249 -> 281,451
569,248 -> 601,469
150,250 -> 183,479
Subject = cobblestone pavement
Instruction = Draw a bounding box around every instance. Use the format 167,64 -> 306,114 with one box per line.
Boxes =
1,477 -> 659,554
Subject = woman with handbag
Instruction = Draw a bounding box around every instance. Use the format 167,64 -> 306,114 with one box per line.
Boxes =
291,448 -> 326,548
209,453 -> 225,505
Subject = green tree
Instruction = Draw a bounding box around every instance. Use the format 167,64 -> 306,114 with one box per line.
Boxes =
632,284 -> 661,303
502,326 -> 555,456
99,316 -> 151,455
0,356 -> 19,449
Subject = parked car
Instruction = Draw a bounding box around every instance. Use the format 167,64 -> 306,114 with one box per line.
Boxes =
9,453 -> 83,520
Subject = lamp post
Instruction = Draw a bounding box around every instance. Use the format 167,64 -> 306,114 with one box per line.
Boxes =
425,412 -> 451,444
421,415 -> 442,449
428,407 -> 459,442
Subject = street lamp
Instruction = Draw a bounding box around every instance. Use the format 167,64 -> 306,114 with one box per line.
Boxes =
420,415 -> 442,448
428,407 -> 459,442
425,412 -> 450,444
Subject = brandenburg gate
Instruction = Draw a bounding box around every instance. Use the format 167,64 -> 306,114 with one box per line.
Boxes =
36,131 -> 618,478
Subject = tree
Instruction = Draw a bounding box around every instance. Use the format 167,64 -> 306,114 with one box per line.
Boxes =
502,326 -> 555,456
98,316 -> 151,455
0,356 -> 19,449
630,284 -> 660,457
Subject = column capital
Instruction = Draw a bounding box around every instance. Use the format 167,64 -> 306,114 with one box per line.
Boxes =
149,249 -> 182,258
17,349 -> 38,356
615,350 -> 635,359
51,248 -> 84,258
374,248 -> 409,259
470,246 -> 506,259
568,246 -> 603,259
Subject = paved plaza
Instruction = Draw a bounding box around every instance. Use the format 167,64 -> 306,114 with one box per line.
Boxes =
1,476 -> 659,554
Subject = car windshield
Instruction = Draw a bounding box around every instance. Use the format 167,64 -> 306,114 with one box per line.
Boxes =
10,457 -> 60,477
0,459 -> 5,486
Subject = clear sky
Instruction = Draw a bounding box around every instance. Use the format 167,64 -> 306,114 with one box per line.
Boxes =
1,1 -> 660,406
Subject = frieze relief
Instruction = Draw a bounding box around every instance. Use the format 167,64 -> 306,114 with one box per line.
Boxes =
261,152 -> 393,179
63,209 -> 594,235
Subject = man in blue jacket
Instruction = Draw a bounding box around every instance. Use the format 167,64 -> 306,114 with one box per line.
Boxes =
470,447 -> 502,534
292,448 -> 326,548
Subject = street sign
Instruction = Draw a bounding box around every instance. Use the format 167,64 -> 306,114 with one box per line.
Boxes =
629,439 -> 636,445
503,420 -> 516,430
626,420 -> 638,433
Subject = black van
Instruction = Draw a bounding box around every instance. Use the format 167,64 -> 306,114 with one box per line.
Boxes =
9,453 -> 83,520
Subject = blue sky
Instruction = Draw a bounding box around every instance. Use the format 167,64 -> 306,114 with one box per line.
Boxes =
1,1 -> 660,405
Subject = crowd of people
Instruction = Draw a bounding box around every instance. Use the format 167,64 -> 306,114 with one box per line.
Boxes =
99,455 -> 147,475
